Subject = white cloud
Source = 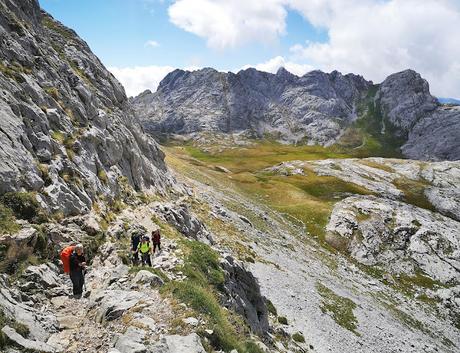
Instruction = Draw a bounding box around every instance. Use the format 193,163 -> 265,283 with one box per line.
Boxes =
168,0 -> 287,49
287,0 -> 460,97
240,56 -> 313,76
144,40 -> 160,47
166,0 -> 460,97
109,65 -> 176,97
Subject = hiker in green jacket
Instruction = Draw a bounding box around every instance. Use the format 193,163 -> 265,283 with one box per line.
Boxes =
137,235 -> 152,267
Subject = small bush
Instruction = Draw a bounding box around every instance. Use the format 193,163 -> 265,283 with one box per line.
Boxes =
50,130 -> 65,144
0,203 -> 20,235
292,332 -> 305,343
44,86 -> 60,100
278,316 -> 288,325
98,169 -> 108,184
1,192 -> 40,221
266,299 -> 277,316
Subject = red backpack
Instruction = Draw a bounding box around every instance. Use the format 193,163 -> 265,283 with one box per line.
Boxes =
60,245 -> 75,273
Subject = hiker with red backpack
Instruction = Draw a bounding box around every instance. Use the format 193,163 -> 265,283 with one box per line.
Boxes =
61,244 -> 86,298
152,229 -> 161,254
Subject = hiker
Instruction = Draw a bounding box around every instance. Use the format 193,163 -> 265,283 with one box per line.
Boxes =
69,244 -> 87,298
137,235 -> 152,267
152,229 -> 161,254
131,230 -> 141,266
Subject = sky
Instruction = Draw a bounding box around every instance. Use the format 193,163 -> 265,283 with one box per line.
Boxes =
40,0 -> 460,98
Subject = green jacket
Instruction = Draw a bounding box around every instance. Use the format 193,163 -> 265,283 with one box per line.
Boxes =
138,241 -> 151,254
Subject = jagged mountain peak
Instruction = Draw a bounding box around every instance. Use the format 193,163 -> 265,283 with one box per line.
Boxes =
133,66 -> 460,161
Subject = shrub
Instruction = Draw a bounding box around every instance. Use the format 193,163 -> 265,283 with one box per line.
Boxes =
265,299 -> 277,316
1,192 -> 40,221
292,332 -> 305,343
98,169 -> 108,184
0,203 -> 20,235
278,316 -> 288,325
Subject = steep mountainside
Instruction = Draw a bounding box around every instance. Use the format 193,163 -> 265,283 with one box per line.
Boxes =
0,0 -> 173,217
132,68 -> 460,161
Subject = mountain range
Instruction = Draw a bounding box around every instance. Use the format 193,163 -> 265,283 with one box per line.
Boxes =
132,67 -> 460,161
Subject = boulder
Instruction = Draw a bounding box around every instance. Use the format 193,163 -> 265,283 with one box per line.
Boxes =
114,327 -> 148,353
1,326 -> 60,353
23,263 -> 61,288
132,270 -> 164,287
92,290 -> 145,323
151,333 -> 206,353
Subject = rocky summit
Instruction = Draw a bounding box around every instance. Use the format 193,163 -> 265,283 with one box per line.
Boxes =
0,1 -> 459,353
132,67 -> 460,161
0,0 -> 174,217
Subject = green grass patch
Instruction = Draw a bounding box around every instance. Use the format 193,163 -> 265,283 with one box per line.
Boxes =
277,316 -> 288,325
161,239 -> 262,353
1,192 -> 43,222
266,299 -> 277,316
393,177 -> 435,211
292,332 -> 305,343
0,203 -> 20,235
316,282 -> 359,335
50,130 -> 65,144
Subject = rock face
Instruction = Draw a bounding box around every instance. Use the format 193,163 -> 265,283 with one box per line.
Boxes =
326,195 -> 460,284
132,68 -> 371,146
132,68 -> 460,161
376,70 -> 460,161
0,0 -> 173,216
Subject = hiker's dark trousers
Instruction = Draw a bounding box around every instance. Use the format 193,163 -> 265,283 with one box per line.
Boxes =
132,250 -> 139,266
70,271 -> 84,296
153,243 -> 161,253
140,252 -> 152,267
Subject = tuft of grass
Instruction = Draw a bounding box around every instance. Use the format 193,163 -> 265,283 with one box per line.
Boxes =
393,177 -> 435,211
44,86 -> 60,100
98,169 -> 108,184
316,282 -> 359,335
1,192 -> 41,222
266,299 -> 277,316
0,203 -> 20,235
50,130 -> 65,144
292,332 -> 305,343
277,316 -> 288,325
161,239 -> 262,353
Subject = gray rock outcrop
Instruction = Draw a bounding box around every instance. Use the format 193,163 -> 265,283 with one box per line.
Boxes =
377,70 -> 460,160
132,68 -> 371,146
0,0 -> 174,216
326,195 -> 460,284
132,67 -> 460,161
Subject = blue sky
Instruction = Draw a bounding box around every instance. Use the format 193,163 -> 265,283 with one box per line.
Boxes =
40,0 -> 327,70
39,0 -> 460,98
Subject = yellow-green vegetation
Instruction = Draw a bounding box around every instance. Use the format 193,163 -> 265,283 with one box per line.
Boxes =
98,169 -> 108,184
336,85 -> 405,158
316,282 -> 359,335
161,240 -> 263,353
0,203 -> 20,235
0,61 -> 31,83
1,192 -> 43,222
358,160 -> 395,173
292,332 -> 305,343
277,316 -> 288,325
42,15 -> 75,41
50,130 -> 65,144
44,86 -> 60,100
266,299 -> 277,316
393,177 -> 435,212
168,143 -> 372,242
